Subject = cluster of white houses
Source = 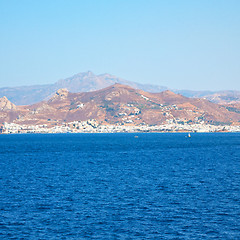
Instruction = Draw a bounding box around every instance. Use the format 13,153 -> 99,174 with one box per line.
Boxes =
1,120 -> 240,134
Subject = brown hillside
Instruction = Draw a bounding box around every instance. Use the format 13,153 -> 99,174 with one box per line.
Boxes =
0,84 -> 239,126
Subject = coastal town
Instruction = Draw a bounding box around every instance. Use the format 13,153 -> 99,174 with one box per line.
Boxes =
1,84 -> 240,134
1,120 -> 240,134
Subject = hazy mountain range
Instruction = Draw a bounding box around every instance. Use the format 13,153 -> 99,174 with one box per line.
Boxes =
0,71 -> 239,105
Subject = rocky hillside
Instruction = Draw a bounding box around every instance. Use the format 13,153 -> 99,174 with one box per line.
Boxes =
0,96 -> 20,123
0,96 -> 16,111
0,84 -> 239,127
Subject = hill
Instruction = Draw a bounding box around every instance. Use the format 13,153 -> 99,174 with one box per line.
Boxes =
0,84 -> 239,127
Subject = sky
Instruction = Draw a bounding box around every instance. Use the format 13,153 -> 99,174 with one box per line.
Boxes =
0,0 -> 240,91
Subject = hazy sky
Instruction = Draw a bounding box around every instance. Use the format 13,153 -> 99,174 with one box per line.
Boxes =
0,0 -> 240,90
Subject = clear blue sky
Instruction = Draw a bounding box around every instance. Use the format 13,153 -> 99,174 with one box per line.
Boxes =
0,0 -> 239,90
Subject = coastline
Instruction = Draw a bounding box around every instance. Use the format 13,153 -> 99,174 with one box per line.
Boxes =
1,121 -> 239,134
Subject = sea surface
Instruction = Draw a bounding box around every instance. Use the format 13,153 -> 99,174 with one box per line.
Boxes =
0,133 -> 239,239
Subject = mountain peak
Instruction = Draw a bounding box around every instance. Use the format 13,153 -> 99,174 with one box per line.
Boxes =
1,96 -> 8,101
76,71 -> 95,77
98,73 -> 117,78
162,90 -> 177,95
56,88 -> 69,95
49,88 -> 69,102
161,90 -> 185,98
1,70 -> 238,106
0,96 -> 16,110
112,83 -> 133,89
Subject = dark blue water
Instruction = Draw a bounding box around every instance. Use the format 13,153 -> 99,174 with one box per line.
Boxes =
0,133 -> 239,239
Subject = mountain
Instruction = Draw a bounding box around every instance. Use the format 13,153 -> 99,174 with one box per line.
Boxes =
0,71 -> 167,105
0,71 -> 239,105
0,96 -> 16,111
0,84 -> 239,127
0,96 -> 19,123
55,71 -> 167,93
177,90 -> 240,104
0,84 -> 57,106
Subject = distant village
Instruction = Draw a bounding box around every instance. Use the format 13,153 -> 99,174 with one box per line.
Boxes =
1,119 -> 240,134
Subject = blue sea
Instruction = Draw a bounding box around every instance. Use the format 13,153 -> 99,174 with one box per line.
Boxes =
0,133 -> 239,239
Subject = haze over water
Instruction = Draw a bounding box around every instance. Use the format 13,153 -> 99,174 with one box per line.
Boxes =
0,133 -> 239,239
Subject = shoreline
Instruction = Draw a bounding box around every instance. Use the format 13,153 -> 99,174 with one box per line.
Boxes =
1,121 -> 240,134
1,130 -> 240,135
